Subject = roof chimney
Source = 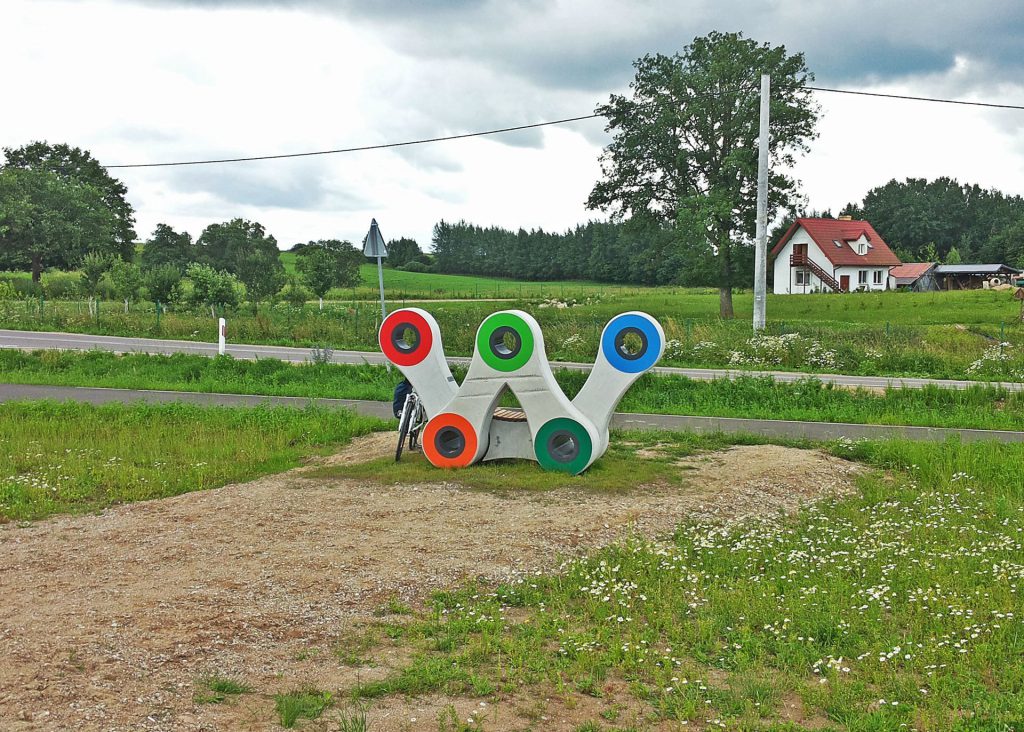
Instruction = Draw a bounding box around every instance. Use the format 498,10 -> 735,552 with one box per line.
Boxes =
838,215 -> 853,221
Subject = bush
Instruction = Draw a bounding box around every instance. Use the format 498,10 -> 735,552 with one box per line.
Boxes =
0,281 -> 18,301
41,272 -> 80,299
398,260 -> 430,273
279,276 -> 312,308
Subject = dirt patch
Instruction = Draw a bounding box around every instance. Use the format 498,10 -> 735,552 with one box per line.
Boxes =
0,436 -> 863,731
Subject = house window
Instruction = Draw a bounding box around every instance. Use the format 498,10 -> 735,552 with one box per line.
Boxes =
858,270 -> 868,285
872,270 -> 883,285
795,269 -> 810,286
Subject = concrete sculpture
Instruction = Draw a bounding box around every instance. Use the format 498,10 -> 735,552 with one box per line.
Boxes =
379,308 -> 664,474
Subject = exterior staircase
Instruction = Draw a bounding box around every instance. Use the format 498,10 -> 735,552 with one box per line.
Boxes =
791,252 -> 842,292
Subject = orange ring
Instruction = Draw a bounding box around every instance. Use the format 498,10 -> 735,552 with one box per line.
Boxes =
422,413 -> 478,468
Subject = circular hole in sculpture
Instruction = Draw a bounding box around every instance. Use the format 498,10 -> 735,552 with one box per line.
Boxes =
548,430 -> 579,463
614,327 -> 647,361
489,325 -> 521,360
435,427 -> 466,458
391,323 -> 420,353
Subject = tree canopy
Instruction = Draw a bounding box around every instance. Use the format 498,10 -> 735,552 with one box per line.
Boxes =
587,31 -> 819,317
842,177 -> 1024,264
142,224 -> 194,272
2,141 -> 136,259
195,218 -> 284,309
386,237 -> 423,269
0,167 -> 117,282
296,239 -> 362,304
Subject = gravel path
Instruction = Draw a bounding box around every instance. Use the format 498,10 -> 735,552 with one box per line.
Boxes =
0,436 -> 863,731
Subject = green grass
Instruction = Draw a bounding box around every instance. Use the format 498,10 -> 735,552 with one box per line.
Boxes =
274,688 -> 333,728
2,350 -> 1023,432
0,401 -> 384,522
346,436 -> 1024,730
194,675 -> 252,704
316,431 -> 726,493
2,286 -> 1021,380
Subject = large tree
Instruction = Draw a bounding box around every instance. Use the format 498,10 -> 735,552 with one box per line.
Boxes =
141,223 -> 194,272
195,218 -> 285,310
296,239 -> 362,309
0,167 -> 116,282
587,31 -> 819,317
2,141 -> 136,259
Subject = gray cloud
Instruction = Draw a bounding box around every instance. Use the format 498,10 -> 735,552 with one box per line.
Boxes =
127,0 -> 1024,90
163,160 -> 368,212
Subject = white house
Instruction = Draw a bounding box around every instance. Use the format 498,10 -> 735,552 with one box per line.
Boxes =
771,217 -> 902,294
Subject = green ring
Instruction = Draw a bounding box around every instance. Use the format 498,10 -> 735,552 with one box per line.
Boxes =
476,312 -> 535,372
534,418 -> 593,475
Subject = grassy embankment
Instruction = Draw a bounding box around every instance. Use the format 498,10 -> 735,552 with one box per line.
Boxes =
1,350 -> 1023,431
0,401 -> 382,522
1,284 -> 1022,380
321,437 -> 1024,730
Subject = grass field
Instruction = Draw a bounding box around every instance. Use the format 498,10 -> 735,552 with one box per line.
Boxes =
0,401 -> 382,522
2,350 -> 1023,431
330,436 -> 1024,730
2,291 -> 1022,381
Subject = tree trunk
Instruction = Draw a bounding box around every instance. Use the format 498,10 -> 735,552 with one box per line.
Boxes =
719,287 -> 734,319
31,254 -> 42,284
717,227 -> 735,320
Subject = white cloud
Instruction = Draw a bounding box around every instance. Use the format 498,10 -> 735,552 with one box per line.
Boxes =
2,0 -> 1023,253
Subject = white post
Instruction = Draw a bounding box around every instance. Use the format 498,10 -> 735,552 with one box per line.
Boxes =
376,255 -> 386,320
218,317 -> 226,356
753,73 -> 771,332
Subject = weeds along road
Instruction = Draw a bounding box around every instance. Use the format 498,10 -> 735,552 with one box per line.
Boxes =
3,383 -> 1024,443
1,327 -> 1022,392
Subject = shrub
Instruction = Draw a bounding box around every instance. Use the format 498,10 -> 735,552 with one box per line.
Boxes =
399,260 -> 430,273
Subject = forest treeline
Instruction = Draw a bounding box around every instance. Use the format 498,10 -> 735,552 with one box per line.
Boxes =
430,219 -> 748,286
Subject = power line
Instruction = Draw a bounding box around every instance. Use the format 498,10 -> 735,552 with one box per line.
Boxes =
807,85 -> 1024,111
104,85 -> 1024,169
106,114 -> 602,169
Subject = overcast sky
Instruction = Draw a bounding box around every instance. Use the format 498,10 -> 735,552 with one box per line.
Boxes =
3,0 -> 1023,250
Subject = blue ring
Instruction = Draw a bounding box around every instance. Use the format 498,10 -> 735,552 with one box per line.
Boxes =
601,314 -> 662,373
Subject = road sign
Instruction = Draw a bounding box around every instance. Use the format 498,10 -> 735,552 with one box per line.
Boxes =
363,218 -> 387,258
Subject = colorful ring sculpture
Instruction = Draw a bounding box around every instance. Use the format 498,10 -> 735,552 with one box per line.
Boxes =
379,308 -> 664,475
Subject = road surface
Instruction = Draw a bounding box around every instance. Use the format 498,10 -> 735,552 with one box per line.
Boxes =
1,328 -> 1021,392
2,383 -> 1022,444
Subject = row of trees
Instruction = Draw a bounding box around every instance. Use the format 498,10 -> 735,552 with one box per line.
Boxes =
430,218 -> 747,286
841,177 -> 1024,265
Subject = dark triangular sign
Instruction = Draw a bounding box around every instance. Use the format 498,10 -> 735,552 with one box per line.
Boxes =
363,218 -> 387,258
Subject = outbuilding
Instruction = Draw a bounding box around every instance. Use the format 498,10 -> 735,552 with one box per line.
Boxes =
933,264 -> 1023,290
888,262 -> 938,291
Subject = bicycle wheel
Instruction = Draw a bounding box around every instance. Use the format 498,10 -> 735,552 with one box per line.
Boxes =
395,396 -> 414,462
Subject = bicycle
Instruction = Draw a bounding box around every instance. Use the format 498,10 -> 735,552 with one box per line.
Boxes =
395,389 -> 427,462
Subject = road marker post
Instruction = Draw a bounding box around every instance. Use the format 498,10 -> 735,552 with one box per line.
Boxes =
218,317 -> 226,356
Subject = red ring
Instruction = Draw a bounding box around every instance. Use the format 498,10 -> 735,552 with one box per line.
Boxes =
379,309 -> 434,366
422,413 -> 478,468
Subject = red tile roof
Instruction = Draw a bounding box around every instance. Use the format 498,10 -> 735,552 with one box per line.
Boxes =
771,218 -> 902,267
889,262 -> 935,280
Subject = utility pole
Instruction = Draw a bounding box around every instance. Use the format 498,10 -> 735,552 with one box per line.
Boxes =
753,73 -> 771,332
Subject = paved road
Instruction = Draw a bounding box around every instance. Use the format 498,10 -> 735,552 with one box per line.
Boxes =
3,383 -> 1022,444
2,328 -> 1021,392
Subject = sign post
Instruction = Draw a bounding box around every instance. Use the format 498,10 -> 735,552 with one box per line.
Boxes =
363,218 -> 388,321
